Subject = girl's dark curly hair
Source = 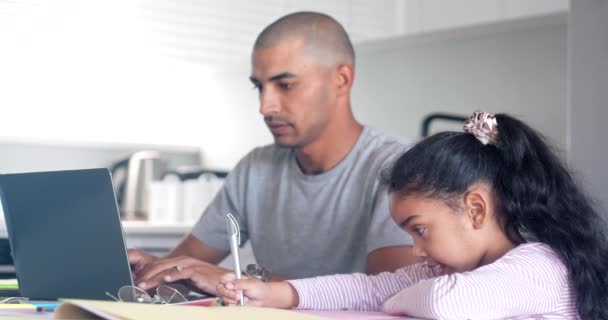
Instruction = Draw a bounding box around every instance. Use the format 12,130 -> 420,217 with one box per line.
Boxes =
383,113 -> 608,319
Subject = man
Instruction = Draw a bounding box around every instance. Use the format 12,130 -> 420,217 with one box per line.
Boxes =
129,11 -> 416,295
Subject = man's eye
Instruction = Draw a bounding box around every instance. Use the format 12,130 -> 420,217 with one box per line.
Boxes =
278,82 -> 293,90
252,84 -> 262,93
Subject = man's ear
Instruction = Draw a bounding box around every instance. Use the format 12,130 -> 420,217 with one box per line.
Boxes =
463,188 -> 489,229
334,64 -> 354,96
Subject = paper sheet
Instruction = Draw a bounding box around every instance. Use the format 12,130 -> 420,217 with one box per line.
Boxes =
54,299 -> 328,320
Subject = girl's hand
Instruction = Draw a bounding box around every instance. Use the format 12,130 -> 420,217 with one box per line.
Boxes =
216,273 -> 299,308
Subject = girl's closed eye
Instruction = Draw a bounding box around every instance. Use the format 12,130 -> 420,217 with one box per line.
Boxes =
411,226 -> 426,237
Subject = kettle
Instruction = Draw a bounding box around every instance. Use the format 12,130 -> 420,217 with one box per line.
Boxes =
110,151 -> 166,220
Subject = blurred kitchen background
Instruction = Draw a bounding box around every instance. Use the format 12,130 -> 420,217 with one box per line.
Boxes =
0,0 -> 606,274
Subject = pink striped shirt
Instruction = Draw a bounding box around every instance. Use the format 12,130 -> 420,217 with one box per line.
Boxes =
288,242 -> 578,319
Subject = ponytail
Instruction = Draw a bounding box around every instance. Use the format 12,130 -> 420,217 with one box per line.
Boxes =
383,113 -> 608,319
492,114 -> 608,319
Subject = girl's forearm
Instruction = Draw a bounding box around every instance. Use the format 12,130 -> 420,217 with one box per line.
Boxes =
268,282 -> 299,309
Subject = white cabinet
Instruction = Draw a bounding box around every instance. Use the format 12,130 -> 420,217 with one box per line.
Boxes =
410,0 -> 568,33
419,0 -> 501,32
504,0 -> 569,19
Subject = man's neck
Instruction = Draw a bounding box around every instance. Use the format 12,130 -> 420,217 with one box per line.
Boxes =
295,120 -> 363,175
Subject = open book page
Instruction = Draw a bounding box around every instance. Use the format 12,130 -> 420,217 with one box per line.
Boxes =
54,299 -> 327,320
54,300 -> 123,320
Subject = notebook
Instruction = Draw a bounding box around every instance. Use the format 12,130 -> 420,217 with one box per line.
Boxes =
0,168 -> 134,300
54,299 -> 421,320
54,299 -> 320,320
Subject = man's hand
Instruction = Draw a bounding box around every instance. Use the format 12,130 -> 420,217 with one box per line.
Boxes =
128,249 -> 159,278
216,273 -> 298,308
134,255 -> 231,295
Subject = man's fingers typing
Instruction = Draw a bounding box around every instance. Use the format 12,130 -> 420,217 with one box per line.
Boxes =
127,249 -> 157,276
132,260 -> 150,275
137,256 -> 191,284
162,267 -> 198,283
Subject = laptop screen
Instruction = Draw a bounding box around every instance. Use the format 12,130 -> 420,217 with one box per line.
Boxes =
0,168 -> 134,300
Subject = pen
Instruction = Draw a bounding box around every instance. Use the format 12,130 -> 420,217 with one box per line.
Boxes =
226,213 -> 244,306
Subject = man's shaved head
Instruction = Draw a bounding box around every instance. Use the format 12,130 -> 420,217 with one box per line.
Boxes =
254,11 -> 355,67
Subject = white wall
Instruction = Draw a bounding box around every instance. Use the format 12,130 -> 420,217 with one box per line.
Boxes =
0,12 -> 568,174
353,13 -> 567,150
0,0 -> 408,151
195,67 -> 272,171
568,0 -> 608,215
193,13 -> 569,171
0,2 -> 570,173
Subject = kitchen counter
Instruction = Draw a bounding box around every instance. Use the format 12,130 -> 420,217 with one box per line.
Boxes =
120,220 -> 192,256
0,221 -> 192,264
0,220 -> 255,273
0,220 -> 191,241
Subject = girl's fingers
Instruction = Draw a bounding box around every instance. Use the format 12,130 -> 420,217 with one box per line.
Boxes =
222,298 -> 238,305
222,296 -> 249,306
229,278 -> 261,290
217,284 -> 238,300
219,272 -> 237,283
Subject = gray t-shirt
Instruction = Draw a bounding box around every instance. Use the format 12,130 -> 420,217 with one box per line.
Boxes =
192,127 -> 412,278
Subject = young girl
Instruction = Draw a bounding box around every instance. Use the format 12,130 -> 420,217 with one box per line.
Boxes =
217,112 -> 608,319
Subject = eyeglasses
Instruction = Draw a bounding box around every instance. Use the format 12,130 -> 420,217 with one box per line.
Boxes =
105,285 -> 187,304
0,297 -> 30,304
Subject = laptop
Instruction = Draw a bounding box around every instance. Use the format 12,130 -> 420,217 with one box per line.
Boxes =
0,168 -> 134,300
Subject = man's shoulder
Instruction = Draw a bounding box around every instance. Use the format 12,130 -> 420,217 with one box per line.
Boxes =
357,127 -> 410,162
247,143 -> 290,159
223,144 -> 291,188
363,126 -> 408,148
237,143 -> 292,169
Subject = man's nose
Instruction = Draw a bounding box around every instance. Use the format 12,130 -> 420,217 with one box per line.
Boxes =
259,87 -> 280,116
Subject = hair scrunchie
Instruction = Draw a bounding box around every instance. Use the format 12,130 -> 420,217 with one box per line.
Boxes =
463,111 -> 498,145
